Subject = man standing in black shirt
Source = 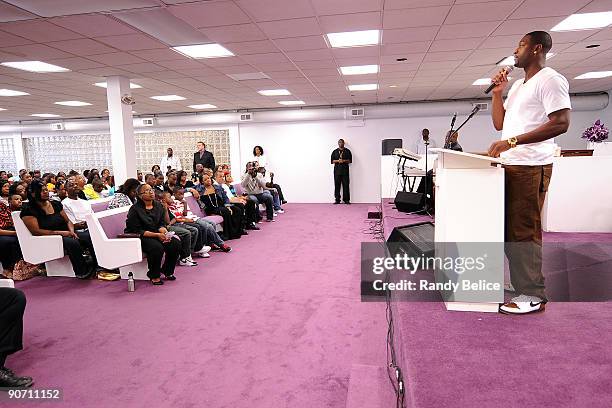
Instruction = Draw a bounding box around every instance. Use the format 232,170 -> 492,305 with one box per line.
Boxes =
193,141 -> 215,172
331,139 -> 352,204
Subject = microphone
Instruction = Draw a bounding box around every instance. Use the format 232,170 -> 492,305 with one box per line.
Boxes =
484,65 -> 514,94
450,112 -> 457,130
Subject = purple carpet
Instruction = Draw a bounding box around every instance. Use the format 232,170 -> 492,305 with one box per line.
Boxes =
8,204 -> 390,408
381,201 -> 612,408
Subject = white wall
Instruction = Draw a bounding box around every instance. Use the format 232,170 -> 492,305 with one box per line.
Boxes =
237,104 -> 612,203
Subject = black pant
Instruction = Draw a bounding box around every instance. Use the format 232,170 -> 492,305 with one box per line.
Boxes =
334,172 -> 350,203
0,288 -> 26,366
266,183 -> 285,202
62,234 -> 92,277
140,237 -> 181,279
213,206 -> 244,240
0,235 -> 22,270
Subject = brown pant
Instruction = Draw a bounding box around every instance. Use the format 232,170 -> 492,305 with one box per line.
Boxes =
504,164 -> 553,301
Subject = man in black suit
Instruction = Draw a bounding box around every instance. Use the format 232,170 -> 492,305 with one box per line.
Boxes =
193,141 -> 215,172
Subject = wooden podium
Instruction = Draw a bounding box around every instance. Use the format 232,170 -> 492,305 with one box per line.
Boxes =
430,148 -> 505,312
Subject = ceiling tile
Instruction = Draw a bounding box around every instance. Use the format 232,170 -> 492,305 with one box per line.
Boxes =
0,2 -> 37,22
0,30 -> 33,47
286,49 -> 334,62
382,41 -> 431,55
383,26 -> 439,44
509,0 -> 591,19
332,45 -> 380,59
131,48 -> 186,61
318,12 -> 381,32
96,34 -> 166,51
422,50 -> 472,62
47,39 -> 117,56
168,1 -> 251,28
1,0 -> 160,17
258,18 -> 321,39
86,52 -> 147,65
273,36 -> 328,51
311,0 -> 382,15
45,57 -> 105,70
445,1 -> 521,24
0,20 -> 82,42
436,21 -> 500,40
50,14 -> 137,37
236,0 -> 315,22
429,37 -> 483,52
493,17 -> 564,36
385,0 -> 454,9
199,23 -> 267,43
383,6 -> 450,29
241,52 -> 290,65
0,43 -> 75,60
225,40 -> 279,55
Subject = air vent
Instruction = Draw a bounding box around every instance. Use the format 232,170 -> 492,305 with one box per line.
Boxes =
51,123 -> 64,131
142,118 -> 156,126
345,107 -> 365,119
240,113 -> 253,121
473,102 -> 488,111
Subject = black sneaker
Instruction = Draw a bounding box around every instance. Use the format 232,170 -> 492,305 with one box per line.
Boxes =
333,201 -> 340,205
0,367 -> 33,388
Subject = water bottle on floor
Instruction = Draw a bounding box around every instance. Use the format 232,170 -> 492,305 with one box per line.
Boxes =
128,272 -> 135,292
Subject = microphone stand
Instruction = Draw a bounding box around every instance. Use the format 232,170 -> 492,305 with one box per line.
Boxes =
453,105 -> 481,135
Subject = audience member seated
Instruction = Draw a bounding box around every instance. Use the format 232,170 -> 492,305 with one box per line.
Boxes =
253,145 -> 286,204
20,180 -> 96,279
159,191 -> 208,266
199,174 -> 245,239
151,165 -> 161,174
108,178 -> 140,210
170,188 -> 231,252
144,173 -> 156,190
101,168 -> 114,189
154,173 -> 165,193
241,162 -> 275,222
0,194 -> 40,280
124,184 -> 181,285
75,175 -> 87,200
0,180 -> 9,206
83,178 -> 105,200
9,182 -> 27,202
51,180 -> 67,202
0,287 -> 33,388
44,173 -> 56,193
215,171 -> 259,230
163,170 -> 178,193
137,170 -> 143,183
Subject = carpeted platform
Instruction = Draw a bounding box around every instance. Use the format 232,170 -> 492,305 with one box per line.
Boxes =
7,204 -> 390,408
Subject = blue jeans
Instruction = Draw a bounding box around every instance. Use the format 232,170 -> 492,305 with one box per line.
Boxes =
266,189 -> 281,211
249,193 -> 274,220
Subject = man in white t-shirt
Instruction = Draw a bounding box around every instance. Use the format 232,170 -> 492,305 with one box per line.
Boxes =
61,177 -> 98,266
160,147 -> 182,173
488,31 -> 571,315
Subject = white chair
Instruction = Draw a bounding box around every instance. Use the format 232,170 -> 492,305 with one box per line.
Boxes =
11,211 -> 76,277
85,207 -> 148,280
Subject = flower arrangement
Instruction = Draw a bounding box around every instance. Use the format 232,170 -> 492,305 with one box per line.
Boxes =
581,120 -> 609,143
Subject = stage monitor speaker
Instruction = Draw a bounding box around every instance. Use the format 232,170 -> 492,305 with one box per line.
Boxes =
394,191 -> 423,213
382,139 -> 402,155
386,222 -> 435,258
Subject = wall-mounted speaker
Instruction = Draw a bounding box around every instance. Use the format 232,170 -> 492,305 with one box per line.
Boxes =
382,139 -> 402,155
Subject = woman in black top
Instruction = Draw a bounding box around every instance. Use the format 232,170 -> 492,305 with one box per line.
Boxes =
125,184 -> 181,285
20,180 -> 95,279
199,175 -> 244,240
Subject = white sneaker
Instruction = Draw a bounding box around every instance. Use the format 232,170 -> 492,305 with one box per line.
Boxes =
196,246 -> 211,256
198,252 -> 210,258
504,282 -> 516,292
179,258 -> 197,267
499,294 -> 545,315
276,209 -> 284,214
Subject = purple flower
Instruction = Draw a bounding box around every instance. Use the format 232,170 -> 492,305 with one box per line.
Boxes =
582,120 -> 609,143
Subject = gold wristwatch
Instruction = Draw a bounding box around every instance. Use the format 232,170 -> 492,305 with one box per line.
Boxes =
507,136 -> 518,148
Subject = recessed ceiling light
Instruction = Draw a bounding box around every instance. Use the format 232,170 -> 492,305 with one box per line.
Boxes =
172,44 -> 234,59
54,101 -> 92,107
30,113 -> 61,118
0,108 -> 6,111
0,89 -> 30,96
551,11 -> 612,32
389,85 -> 398,88
150,95 -> 186,101
339,65 -> 379,75
1,61 -> 69,73
278,100 -> 305,105
586,44 -> 601,48
575,71 -> 612,79
347,84 -> 378,91
94,82 -> 142,89
188,104 -> 218,109
258,89 -> 291,96
497,53 -> 555,66
326,30 -> 380,48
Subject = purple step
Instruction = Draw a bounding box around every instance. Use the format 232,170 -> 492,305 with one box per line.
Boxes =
345,365 -> 397,408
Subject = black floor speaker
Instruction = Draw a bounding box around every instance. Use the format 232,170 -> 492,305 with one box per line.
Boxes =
394,191 -> 424,213
386,221 -> 435,258
382,139 -> 402,155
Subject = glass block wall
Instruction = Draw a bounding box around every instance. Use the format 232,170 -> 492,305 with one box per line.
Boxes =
135,130 -> 230,174
0,138 -> 18,174
23,129 -> 230,175
24,134 -> 113,174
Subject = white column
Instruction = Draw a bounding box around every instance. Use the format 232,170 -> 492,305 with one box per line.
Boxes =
13,133 -> 26,171
106,76 -> 136,187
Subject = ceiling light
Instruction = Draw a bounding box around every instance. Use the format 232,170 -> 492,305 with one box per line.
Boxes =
347,84 -> 378,91
188,104 -> 218,109
326,30 -> 380,48
497,53 -> 555,66
551,12 -> 612,32
575,71 -> 612,79
172,44 -> 234,59
258,89 -> 291,96
339,65 -> 379,75
0,108 -> 6,111
30,114 -> 61,118
278,100 -> 305,105
94,82 -> 142,89
55,101 -> 92,107
150,95 -> 186,101
0,89 -> 30,96
226,72 -> 270,81
389,85 -> 398,88
1,61 -> 69,73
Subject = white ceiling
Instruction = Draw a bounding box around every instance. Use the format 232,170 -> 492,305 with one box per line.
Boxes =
0,0 -> 611,122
